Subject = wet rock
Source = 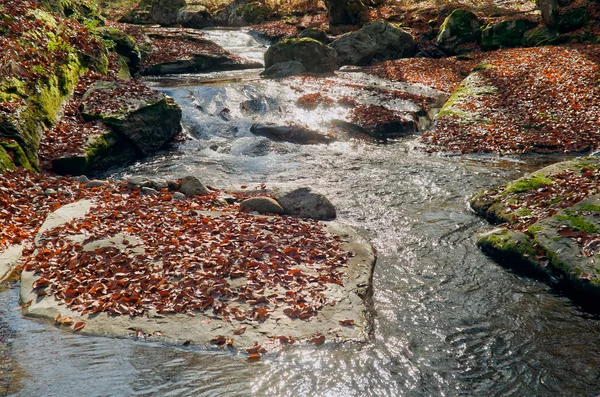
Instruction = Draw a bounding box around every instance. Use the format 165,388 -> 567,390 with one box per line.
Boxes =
260,61 -> 306,79
324,0 -> 369,26
436,9 -> 481,55
180,176 -> 210,196
81,80 -> 182,156
331,21 -> 416,66
299,28 -> 329,43
127,176 -> 150,187
240,196 -> 284,215
230,137 -> 272,157
149,0 -> 186,26
274,187 -> 336,220
143,52 -> 262,75
481,19 -> 537,50
251,123 -> 334,145
264,38 -> 338,74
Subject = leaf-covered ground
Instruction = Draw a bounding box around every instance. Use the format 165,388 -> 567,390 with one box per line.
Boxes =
2,170 -> 351,326
421,45 -> 600,154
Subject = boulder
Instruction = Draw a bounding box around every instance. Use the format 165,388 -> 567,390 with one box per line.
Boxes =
481,19 -> 537,50
275,187 -> 336,220
81,80 -> 182,155
538,0 -> 559,28
149,0 -> 186,26
179,176 -> 210,196
212,0 -> 270,27
330,21 -> 416,66
557,6 -> 588,33
298,28 -> 329,43
522,26 -> 561,47
142,52 -> 262,75
97,27 -> 142,75
436,9 -> 481,55
324,0 -> 369,26
264,38 -> 338,74
240,196 -> 284,214
250,123 -> 334,144
260,61 -> 306,79
177,5 -> 214,29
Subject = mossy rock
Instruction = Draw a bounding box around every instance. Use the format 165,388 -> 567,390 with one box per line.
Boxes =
0,145 -> 16,172
51,129 -> 137,175
558,6 -> 588,33
299,28 -> 329,44
481,19 -> 537,50
0,140 -> 34,172
477,228 -> 541,272
96,26 -> 141,75
436,9 -> 481,55
264,38 -> 338,73
522,26 -> 561,46
239,2 -> 271,25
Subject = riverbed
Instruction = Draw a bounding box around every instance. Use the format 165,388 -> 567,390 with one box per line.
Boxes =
2,30 -> 599,396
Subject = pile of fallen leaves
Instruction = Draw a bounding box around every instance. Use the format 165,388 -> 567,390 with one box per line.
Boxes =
366,56 -> 484,94
297,92 -> 335,110
1,170 -> 351,325
421,45 -> 600,154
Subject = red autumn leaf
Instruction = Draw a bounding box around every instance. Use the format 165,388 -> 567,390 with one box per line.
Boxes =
73,321 -> 86,332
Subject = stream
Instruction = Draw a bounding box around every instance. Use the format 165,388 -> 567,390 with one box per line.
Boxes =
2,30 -> 600,396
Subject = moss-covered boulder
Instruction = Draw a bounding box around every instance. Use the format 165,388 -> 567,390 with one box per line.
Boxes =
237,1 -> 271,25
299,28 -> 330,44
330,21 -> 416,66
436,9 -> 481,55
522,26 -> 561,46
177,5 -> 214,29
97,27 -> 141,75
264,38 -> 338,73
481,19 -> 537,50
81,80 -> 182,155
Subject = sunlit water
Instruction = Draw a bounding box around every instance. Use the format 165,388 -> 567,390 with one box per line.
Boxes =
3,30 -> 600,397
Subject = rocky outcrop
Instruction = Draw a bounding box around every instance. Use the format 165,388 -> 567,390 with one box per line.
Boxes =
250,123 -> 334,144
330,21 -> 416,66
436,9 -> 481,55
177,5 -> 214,29
299,28 -> 330,44
472,157 -> 600,311
480,19 -> 537,50
324,0 -> 369,26
260,61 -> 306,79
264,38 -> 338,74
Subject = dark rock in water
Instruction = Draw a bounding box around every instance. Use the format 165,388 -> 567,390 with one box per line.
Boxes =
275,187 -> 336,220
330,21 -> 416,66
240,196 -> 284,214
325,0 -> 369,26
230,137 -> 272,157
81,80 -> 182,155
436,9 -> 481,55
343,105 -> 417,140
481,19 -> 537,50
298,28 -> 330,44
264,38 -> 338,74
260,61 -> 306,79
142,52 -> 262,75
180,176 -> 210,196
250,123 -> 333,144
150,0 -> 186,25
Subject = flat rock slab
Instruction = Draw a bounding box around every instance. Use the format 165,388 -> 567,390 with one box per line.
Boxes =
0,243 -> 25,283
20,209 -> 376,349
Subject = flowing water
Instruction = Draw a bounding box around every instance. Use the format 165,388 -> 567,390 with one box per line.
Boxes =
2,30 -> 600,397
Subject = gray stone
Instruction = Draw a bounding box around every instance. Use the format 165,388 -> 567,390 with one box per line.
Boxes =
83,180 -> 109,189
260,61 -> 306,79
436,9 -> 481,55
44,189 -> 57,196
141,187 -> 159,196
275,187 -> 336,220
264,38 -> 338,74
150,179 -> 169,190
180,176 -> 210,196
240,196 -> 284,215
71,175 -> 89,183
173,192 -> 186,200
127,176 -> 150,187
35,200 -> 94,247
177,5 -> 213,29
331,21 -> 417,66
0,244 -> 25,283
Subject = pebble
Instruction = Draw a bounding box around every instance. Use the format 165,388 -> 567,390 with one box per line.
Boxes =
173,192 -> 186,200
83,180 -> 109,189
141,187 -> 159,196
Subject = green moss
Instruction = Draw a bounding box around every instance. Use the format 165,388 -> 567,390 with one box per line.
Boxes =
0,141 -> 34,172
0,146 -> 16,172
478,229 -> 537,259
506,175 -> 552,194
580,204 -> 600,213
516,207 -> 532,217
481,19 -> 537,50
522,26 -> 560,47
528,225 -> 542,234
555,214 -> 598,233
